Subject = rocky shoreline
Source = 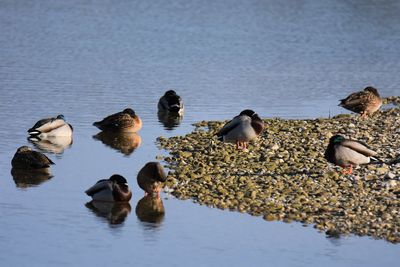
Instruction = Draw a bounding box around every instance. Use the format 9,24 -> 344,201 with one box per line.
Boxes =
157,97 -> 400,243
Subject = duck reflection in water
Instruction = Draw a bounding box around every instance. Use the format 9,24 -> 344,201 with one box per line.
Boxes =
135,195 -> 165,226
85,201 -> 132,226
93,131 -> 141,156
28,135 -> 73,155
11,168 -> 53,188
157,111 -> 183,130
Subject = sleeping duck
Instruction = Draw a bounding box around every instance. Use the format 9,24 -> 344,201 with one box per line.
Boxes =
339,86 -> 382,119
137,162 -> 167,196
158,90 -> 184,115
324,135 -> 380,174
216,109 -> 264,150
11,146 -> 54,170
85,174 -> 132,202
28,114 -> 73,138
93,108 -> 142,133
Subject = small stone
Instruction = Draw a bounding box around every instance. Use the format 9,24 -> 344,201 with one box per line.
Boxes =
271,144 -> 279,150
384,172 -> 396,180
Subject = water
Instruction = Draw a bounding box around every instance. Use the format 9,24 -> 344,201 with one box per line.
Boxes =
0,0 -> 399,266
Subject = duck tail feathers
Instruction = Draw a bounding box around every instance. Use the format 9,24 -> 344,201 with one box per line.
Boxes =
369,156 -> 384,164
28,129 -> 41,136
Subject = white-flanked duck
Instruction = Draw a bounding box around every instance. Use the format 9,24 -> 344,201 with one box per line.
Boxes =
158,90 -> 184,115
28,114 -> 73,138
216,109 -> 264,150
85,174 -> 132,202
324,134 -> 380,174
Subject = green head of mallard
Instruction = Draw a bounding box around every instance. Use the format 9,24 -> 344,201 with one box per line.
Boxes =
329,134 -> 345,145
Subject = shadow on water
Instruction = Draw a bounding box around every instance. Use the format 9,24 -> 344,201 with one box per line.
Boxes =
28,136 -> 73,156
85,201 -> 132,226
92,131 -> 142,156
135,195 -> 165,228
157,111 -> 183,131
11,168 -> 53,188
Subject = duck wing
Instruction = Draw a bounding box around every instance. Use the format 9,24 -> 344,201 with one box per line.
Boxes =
217,116 -> 247,137
29,118 -> 66,134
85,179 -> 110,196
340,140 -> 377,157
335,145 -> 371,165
94,112 -> 134,129
13,150 -> 54,169
339,92 -> 368,112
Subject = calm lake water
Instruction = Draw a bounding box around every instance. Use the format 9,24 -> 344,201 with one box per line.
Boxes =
1,0 -> 399,266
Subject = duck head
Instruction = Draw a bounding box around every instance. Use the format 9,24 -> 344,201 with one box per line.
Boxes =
17,146 -> 32,153
364,86 -> 380,97
239,109 -> 256,117
123,108 -> 136,116
109,174 -> 129,186
329,135 -> 345,145
56,114 -> 65,120
164,90 -> 177,97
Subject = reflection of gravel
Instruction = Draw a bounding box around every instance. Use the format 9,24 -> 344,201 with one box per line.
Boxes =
157,97 -> 400,243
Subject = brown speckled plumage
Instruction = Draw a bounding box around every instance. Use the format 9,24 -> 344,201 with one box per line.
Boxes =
339,87 -> 382,118
11,146 -> 54,170
137,162 -> 167,195
93,108 -> 142,132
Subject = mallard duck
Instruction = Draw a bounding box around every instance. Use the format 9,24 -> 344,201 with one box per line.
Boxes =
11,146 -> 54,170
85,174 -> 132,202
158,90 -> 184,115
216,109 -> 264,149
339,86 -> 382,118
137,162 -> 167,196
324,135 -> 379,174
93,108 -> 142,132
28,114 -> 73,138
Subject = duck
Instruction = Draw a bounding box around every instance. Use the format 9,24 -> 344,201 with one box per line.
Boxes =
158,90 -> 184,115
216,109 -> 264,150
85,174 -> 132,202
93,108 -> 142,132
339,86 -> 382,119
324,134 -> 380,174
11,146 -> 54,170
28,114 -> 73,138
137,162 -> 167,196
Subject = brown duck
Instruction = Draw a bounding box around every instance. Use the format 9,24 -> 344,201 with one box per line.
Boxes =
339,86 -> 382,119
93,108 -> 142,132
137,162 -> 167,196
11,146 -> 54,170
